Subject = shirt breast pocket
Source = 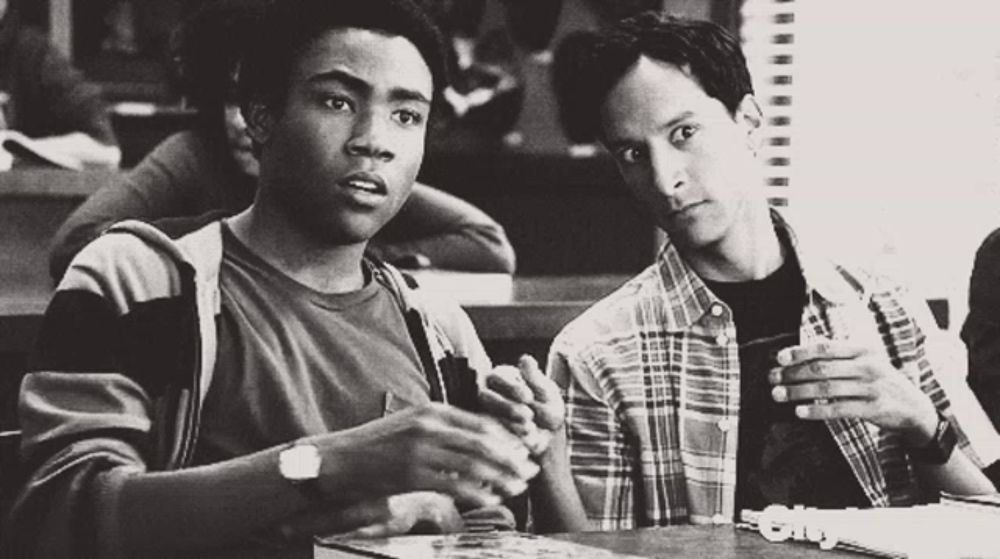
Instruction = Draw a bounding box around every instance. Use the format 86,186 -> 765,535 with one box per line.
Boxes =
383,391 -> 419,417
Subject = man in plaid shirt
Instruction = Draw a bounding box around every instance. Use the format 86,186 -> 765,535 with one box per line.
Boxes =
485,12 -> 1000,532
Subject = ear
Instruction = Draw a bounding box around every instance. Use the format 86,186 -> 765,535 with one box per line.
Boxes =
243,101 -> 275,146
735,93 -> 763,133
734,94 -> 764,152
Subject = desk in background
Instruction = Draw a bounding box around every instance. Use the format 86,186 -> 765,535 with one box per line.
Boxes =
0,169 -> 109,294
0,274 -> 632,357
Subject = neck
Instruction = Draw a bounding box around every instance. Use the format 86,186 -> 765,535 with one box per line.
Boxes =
684,203 -> 784,282
227,205 -> 368,294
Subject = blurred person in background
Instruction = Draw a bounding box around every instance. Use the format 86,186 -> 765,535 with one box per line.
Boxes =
0,0 -> 120,169
961,229 -> 1000,432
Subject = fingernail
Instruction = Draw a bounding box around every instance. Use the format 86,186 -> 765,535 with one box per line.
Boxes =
503,480 -> 529,496
796,405 -> 809,418
771,386 -> 787,402
524,461 -> 540,479
775,349 -> 791,366
477,492 -> 502,507
768,368 -> 782,384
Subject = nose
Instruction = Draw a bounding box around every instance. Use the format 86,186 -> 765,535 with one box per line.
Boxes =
344,111 -> 395,162
649,143 -> 684,194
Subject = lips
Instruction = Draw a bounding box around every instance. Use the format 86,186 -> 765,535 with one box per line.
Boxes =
337,171 -> 388,206
339,171 -> 386,193
669,201 -> 705,217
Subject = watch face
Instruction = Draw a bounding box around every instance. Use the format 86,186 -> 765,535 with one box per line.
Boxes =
280,444 -> 322,481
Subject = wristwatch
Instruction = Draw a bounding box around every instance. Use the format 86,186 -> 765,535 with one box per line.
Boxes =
278,441 -> 325,503
906,413 -> 957,465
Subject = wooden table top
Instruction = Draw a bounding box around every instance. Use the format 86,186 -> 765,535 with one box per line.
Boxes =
550,525 -> 861,558
182,525 -> 863,558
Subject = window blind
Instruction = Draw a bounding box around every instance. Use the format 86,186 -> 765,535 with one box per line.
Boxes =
740,0 -> 797,207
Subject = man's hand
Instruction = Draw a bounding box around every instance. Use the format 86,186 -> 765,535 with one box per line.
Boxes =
278,492 -> 463,542
770,340 -> 939,445
310,403 -> 539,509
479,355 -> 565,458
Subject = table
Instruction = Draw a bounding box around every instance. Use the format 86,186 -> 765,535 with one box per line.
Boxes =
550,525 -> 861,558
192,526 -> 863,558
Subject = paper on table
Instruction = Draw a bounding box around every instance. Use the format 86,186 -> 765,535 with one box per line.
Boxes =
315,531 -> 647,559
739,499 -> 1000,558
0,129 -> 83,170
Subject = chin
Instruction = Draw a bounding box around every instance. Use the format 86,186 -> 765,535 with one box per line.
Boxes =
666,225 -> 725,251
304,216 -> 383,247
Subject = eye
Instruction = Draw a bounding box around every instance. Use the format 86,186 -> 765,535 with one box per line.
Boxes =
393,109 -> 425,127
615,145 -> 647,165
321,95 -> 353,112
671,124 -> 697,145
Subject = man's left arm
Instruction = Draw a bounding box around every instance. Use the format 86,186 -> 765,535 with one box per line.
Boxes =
771,287 -> 998,496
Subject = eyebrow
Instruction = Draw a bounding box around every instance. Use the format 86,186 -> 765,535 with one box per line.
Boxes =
307,69 -> 432,105
604,110 -> 697,150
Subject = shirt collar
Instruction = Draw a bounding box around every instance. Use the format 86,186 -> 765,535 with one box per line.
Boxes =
654,208 -> 867,332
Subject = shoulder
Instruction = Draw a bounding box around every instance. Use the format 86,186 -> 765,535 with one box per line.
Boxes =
975,226 -> 1000,254
553,267 -> 661,359
59,227 -> 182,314
59,220 -> 222,313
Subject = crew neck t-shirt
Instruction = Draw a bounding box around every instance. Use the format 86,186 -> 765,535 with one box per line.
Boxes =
193,224 -> 428,465
703,253 -> 869,513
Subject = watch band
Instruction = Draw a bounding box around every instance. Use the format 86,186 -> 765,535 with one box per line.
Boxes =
907,413 -> 957,465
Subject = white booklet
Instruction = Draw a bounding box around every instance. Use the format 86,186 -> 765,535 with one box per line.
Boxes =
739,495 -> 1000,558
0,129 -> 84,170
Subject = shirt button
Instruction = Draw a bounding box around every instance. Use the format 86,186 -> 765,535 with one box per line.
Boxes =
717,418 -> 734,432
715,333 -> 729,346
710,304 -> 724,317
711,513 -> 728,525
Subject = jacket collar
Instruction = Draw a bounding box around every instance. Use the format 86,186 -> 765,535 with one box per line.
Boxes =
654,208 -> 867,332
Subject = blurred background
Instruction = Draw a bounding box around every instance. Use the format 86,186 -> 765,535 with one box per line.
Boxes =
9,0 -> 1000,318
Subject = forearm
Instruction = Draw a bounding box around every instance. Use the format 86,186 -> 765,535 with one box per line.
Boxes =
912,449 -> 996,497
528,430 -> 589,533
115,446 -> 305,555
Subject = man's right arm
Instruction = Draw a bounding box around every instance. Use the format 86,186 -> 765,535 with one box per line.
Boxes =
111,403 -> 536,556
481,347 -> 638,533
17,236 -> 538,557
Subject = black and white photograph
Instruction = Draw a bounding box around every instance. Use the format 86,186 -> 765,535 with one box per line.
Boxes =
1,0 -> 999,557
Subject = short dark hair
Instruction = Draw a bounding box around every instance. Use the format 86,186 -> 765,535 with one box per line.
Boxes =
237,0 -> 449,117
555,12 -> 753,142
171,0 -> 264,112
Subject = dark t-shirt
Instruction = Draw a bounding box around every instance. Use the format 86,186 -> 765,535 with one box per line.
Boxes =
193,224 -> 429,465
704,253 -> 869,513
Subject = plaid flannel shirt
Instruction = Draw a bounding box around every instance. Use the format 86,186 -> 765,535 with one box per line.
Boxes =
548,211 -> 1000,529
